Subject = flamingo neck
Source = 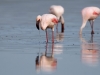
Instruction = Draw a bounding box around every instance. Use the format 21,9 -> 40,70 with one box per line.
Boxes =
80,21 -> 87,34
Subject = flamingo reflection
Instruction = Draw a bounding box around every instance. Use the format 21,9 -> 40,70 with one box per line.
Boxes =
54,32 -> 64,54
35,32 -> 64,72
56,32 -> 64,42
80,34 -> 99,66
35,42 -> 57,72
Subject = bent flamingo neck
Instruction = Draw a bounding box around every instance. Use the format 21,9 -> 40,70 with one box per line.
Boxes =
80,20 -> 87,34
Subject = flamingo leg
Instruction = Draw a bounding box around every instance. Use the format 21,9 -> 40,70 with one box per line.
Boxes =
46,29 -> 48,43
45,42 -> 48,56
52,31 -> 54,43
90,33 -> 94,43
89,20 -> 94,34
91,20 -> 94,34
56,24 -> 58,33
51,41 -> 54,57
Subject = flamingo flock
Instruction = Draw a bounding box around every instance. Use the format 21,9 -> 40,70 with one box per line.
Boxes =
36,5 -> 100,43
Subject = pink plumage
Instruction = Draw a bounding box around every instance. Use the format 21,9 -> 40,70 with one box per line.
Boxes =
80,6 -> 100,34
49,5 -> 65,32
36,14 -> 58,43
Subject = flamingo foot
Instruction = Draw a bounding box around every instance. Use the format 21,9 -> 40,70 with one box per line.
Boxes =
91,31 -> 94,34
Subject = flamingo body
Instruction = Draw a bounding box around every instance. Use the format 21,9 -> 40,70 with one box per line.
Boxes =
36,14 -> 58,31
49,5 -> 64,19
49,5 -> 65,32
80,6 -> 100,34
36,14 -> 58,43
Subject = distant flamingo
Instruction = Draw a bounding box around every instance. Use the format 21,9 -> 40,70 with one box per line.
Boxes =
80,6 -> 100,34
36,14 -> 58,43
49,5 -> 64,32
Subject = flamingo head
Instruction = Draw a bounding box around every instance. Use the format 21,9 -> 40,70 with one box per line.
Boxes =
36,15 -> 41,30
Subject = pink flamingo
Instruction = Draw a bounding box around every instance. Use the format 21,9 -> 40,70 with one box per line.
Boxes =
36,14 -> 58,43
49,5 -> 64,32
80,6 -> 100,34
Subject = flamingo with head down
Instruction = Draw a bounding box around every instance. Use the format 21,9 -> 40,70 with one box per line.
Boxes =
49,5 -> 65,32
36,14 -> 58,43
80,6 -> 100,34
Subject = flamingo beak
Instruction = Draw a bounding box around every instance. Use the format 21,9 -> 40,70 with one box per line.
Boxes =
35,55 -> 39,65
36,20 -> 40,30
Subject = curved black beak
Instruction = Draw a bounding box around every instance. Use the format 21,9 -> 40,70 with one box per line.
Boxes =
35,55 -> 39,65
36,20 -> 40,30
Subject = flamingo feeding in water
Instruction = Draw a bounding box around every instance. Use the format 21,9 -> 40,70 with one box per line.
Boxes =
80,6 -> 100,34
36,14 -> 58,43
49,5 -> 65,32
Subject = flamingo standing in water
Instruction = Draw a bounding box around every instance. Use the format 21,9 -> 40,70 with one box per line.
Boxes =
36,14 -> 58,43
80,6 -> 100,34
49,5 -> 65,32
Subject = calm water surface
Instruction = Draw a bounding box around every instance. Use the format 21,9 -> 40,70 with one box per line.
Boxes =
0,0 -> 100,75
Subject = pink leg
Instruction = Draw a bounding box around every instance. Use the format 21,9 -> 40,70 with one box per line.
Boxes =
52,31 -> 54,43
51,41 -> 54,57
46,30 -> 48,43
45,42 -> 48,56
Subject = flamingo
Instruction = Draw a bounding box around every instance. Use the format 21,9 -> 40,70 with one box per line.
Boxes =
36,14 -> 58,43
49,5 -> 64,32
80,6 -> 100,34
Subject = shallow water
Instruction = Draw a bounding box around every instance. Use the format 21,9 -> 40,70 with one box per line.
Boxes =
0,0 -> 100,75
